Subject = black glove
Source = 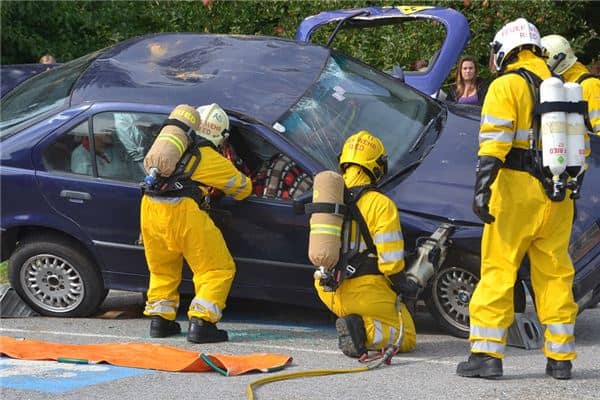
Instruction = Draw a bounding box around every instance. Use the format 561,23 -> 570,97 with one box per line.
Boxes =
569,171 -> 585,200
472,156 -> 503,224
389,273 -> 420,301
389,273 -> 420,316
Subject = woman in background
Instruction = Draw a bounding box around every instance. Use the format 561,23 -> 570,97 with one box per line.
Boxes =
447,55 -> 489,106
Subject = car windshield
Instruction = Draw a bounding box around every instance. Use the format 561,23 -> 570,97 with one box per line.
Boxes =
275,53 -> 443,178
0,51 -> 99,139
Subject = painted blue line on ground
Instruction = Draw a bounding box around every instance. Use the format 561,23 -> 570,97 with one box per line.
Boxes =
0,357 -> 150,393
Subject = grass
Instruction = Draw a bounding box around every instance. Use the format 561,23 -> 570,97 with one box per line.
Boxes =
0,261 -> 8,284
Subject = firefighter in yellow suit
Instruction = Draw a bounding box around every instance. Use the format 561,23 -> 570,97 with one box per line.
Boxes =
456,19 -> 585,380
315,131 -> 417,358
542,34 -> 600,136
142,104 -> 251,343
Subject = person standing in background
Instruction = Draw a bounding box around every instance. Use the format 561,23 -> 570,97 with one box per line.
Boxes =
447,55 -> 489,106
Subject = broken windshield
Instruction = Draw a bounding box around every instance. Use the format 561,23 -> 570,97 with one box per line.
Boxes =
276,53 -> 443,174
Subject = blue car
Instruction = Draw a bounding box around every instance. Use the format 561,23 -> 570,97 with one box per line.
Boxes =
1,6 -> 599,338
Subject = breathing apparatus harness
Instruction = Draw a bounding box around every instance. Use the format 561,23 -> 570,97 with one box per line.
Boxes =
141,118 -> 217,210
305,183 -> 381,292
502,68 -> 588,201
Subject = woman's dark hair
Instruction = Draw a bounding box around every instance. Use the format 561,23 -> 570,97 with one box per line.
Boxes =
454,55 -> 479,99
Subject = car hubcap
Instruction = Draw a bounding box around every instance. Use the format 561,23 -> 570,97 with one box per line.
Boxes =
19,254 -> 84,313
433,267 -> 478,332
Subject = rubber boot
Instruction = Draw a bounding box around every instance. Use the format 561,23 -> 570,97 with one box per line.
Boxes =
456,352 -> 503,378
335,314 -> 367,358
187,317 -> 228,343
546,358 -> 572,380
149,315 -> 181,338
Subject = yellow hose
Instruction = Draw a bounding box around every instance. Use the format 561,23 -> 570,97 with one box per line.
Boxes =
246,365 -> 369,400
247,304 -> 405,399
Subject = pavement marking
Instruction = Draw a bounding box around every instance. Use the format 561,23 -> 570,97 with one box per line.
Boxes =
0,327 -> 457,365
0,357 -> 149,393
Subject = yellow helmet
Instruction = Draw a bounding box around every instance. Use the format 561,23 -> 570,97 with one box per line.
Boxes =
541,34 -> 577,75
196,103 -> 230,147
339,130 -> 388,182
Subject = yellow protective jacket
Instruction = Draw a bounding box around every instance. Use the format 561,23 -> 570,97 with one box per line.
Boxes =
479,51 -> 590,160
188,145 -> 252,200
563,61 -> 600,136
344,165 -> 405,277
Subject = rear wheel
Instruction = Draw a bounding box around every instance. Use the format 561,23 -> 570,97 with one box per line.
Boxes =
8,234 -> 104,317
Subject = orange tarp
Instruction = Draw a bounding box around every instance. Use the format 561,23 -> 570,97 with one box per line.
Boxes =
0,336 -> 292,376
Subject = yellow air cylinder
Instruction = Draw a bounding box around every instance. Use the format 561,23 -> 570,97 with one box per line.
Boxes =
143,104 -> 201,177
308,171 -> 345,269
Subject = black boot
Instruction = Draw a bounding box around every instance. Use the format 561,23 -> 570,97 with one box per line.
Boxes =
187,317 -> 228,343
456,352 -> 503,378
149,315 -> 181,338
335,314 -> 368,358
546,358 -> 572,380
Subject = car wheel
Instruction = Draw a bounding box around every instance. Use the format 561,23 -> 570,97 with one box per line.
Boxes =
8,234 -> 104,317
426,253 -> 480,338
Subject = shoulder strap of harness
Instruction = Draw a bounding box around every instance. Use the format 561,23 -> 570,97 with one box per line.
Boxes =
344,184 -> 378,254
576,73 -> 600,85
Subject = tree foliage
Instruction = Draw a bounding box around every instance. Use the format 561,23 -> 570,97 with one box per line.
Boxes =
1,0 -> 597,85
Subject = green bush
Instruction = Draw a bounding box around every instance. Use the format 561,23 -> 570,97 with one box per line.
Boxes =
1,0 -> 597,85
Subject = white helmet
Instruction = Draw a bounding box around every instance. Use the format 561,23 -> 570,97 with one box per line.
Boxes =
541,34 -> 578,75
195,103 -> 230,147
490,18 -> 542,72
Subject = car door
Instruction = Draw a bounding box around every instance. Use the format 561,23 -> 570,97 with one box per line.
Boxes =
34,108 -> 165,286
295,5 -> 470,97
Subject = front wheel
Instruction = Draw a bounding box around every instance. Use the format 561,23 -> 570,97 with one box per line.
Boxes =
8,234 -> 105,317
426,254 -> 480,338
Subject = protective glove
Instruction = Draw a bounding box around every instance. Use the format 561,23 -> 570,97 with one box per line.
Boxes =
472,156 -> 503,224
389,273 -> 419,317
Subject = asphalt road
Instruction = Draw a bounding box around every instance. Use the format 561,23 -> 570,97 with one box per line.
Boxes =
1,291 -> 599,400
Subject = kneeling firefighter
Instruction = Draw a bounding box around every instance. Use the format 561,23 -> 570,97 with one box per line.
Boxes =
307,130 -> 418,359
140,103 -> 251,343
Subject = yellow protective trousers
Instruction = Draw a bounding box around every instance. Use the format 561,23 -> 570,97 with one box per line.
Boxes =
469,168 -> 578,361
316,274 -> 416,353
141,196 -> 235,323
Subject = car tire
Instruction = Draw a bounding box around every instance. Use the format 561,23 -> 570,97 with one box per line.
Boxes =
8,234 -> 105,317
426,253 -> 480,338
426,253 -> 529,338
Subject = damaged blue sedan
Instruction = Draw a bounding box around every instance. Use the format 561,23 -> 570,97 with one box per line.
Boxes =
1,6 -> 599,337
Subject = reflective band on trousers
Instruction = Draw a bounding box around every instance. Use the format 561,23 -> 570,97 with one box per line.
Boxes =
546,340 -> 575,354
372,320 -> 383,347
471,341 -> 505,355
310,224 -> 342,237
470,325 -> 506,340
144,300 -> 178,314
547,323 -> 575,336
190,297 -> 222,320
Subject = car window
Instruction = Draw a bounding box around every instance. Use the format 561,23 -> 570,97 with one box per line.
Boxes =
276,53 -> 442,173
0,51 -> 99,139
43,111 -> 164,182
226,126 -> 312,201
